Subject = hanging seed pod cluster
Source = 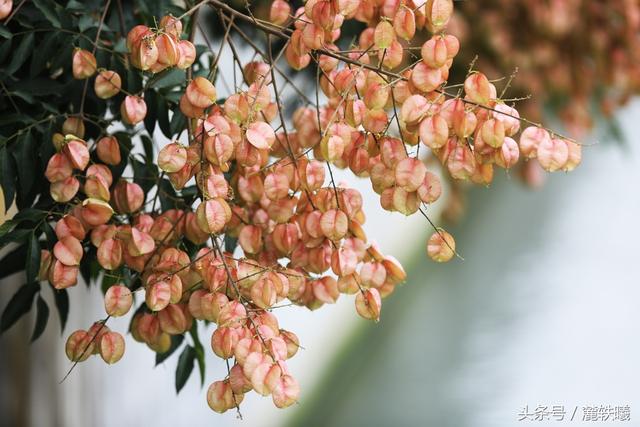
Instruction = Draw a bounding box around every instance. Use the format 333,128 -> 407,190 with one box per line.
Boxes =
0,0 -> 584,416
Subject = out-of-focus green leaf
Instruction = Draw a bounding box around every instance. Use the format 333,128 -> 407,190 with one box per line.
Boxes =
30,295 -> 49,342
52,287 -> 69,333
0,283 -> 40,333
25,232 -> 41,285
175,345 -> 195,394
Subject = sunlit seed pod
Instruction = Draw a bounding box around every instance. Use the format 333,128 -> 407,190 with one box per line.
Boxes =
94,70 -> 121,99
158,304 -> 188,335
495,137 -> 520,169
97,238 -> 123,270
146,281 -> 171,311
263,172 -> 290,201
380,39 -> 404,69
211,326 -> 240,359
238,224 -> 263,255
464,72 -> 492,105
443,34 -> 460,59
537,137 -> 569,172
229,364 -> 253,394
99,331 -> 125,364
452,108 -> 477,139
196,198 -> 230,234
427,229 -> 456,262
218,300 -> 247,328
285,42 -> 311,70
72,49 -> 96,79
301,22 -> 325,50
45,153 -> 73,183
311,276 -> 339,304
134,313 -> 159,344
246,121 -> 276,150
186,77 -> 217,109
53,236 -> 83,267
374,19 -> 395,49
80,197 -> 115,226
363,82 -> 390,110
48,259 -> 79,289
311,0 -> 334,30
158,142 -> 187,173
417,171 -> 442,204
519,126 -> 551,159
447,141 -> 476,180
251,275 -> 278,309
392,187 -> 420,215
127,227 -> 155,257
319,209 -> 348,241
393,5 -> 416,40
355,288 -> 382,321
65,330 -> 94,362
207,380 -> 243,413
271,374 -> 300,409
359,261 -> 387,288
270,0 -> 291,25
168,275 -> 183,304
331,247 -> 358,276
95,136 -> 121,165
50,176 -> 79,203
481,118 -> 506,148
424,0 -> 453,32
120,96 -> 147,125
400,95 -> 429,126
320,135 -> 345,162
363,108 -> 389,134
395,157 -> 427,192
155,33 -> 180,67
411,62 -> 444,93
83,172 -> 110,201
176,40 -> 196,69
272,223 -> 300,255
564,141 -> 582,172
63,138 -> 90,171
493,103 -> 521,136
200,291 -> 229,322
159,15 -> 182,38
421,36 -> 448,68
380,137 -> 408,169
0,0 -> 12,19
104,285 -> 132,317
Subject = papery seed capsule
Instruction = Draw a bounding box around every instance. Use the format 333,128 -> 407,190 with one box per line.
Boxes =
96,136 -> 121,165
196,198 -> 230,234
270,0 -> 291,25
155,33 -> 180,67
45,153 -> 73,183
97,238 -> 123,270
238,224 -> 263,254
0,0 -> 12,19
99,331 -> 125,364
65,330 -> 94,362
158,304 -> 188,335
218,301 -> 247,328
374,20 -> 395,49
158,142 -> 187,173
394,5 -> 416,40
464,72 -> 492,105
519,126 -> 551,159
146,281 -> 171,311
230,363 -> 253,394
411,62 -> 443,93
272,374 -> 300,408
481,118 -> 506,148
94,70 -> 122,99
401,95 -> 429,126
319,209 -> 348,241
417,171 -> 442,204
200,292 -> 229,322
186,77 -> 217,109
159,15 -> 183,38
427,229 -> 455,262
104,285 -> 132,317
50,176 -> 80,203
62,117 -> 85,139
421,36 -> 448,69
121,96 -> 147,125
63,138 -> 90,171
355,288 -> 382,321
176,40 -> 196,69
564,141 -> 582,172
53,236 -> 83,266
246,121 -> 276,150
496,137 -> 520,169
207,380 -> 241,413
312,276 -> 339,304
425,0 -> 453,32
48,259 -> 79,289
395,157 -> 427,192
113,181 -> 144,214
72,49 -> 97,79
537,137 -> 569,172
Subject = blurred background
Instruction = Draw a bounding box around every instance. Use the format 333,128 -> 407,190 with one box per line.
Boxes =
2,1 -> 640,426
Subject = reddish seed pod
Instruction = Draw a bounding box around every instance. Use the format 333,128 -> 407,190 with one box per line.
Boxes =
395,157 -> 427,192
65,330 -> 94,362
158,142 -> 187,173
62,117 -> 85,139
481,118 -> 506,148
272,374 -> 300,408
177,40 -> 196,69
427,229 -> 456,262
104,285 -> 132,317
53,236 -> 83,267
319,209 -> 348,241
464,72 -> 492,105
186,77 -> 217,109
146,281 -> 171,311
99,331 -> 125,364
158,304 -> 188,335
355,288 -> 382,321
537,138 -> 569,172
270,0 -> 291,26
72,49 -> 97,79
96,136 -> 121,165
94,70 -> 122,99
97,238 -> 123,270
207,380 -> 243,413
63,138 -> 90,170
417,171 -> 442,204
121,96 -> 147,125
519,126 -> 551,159
421,36 -> 448,69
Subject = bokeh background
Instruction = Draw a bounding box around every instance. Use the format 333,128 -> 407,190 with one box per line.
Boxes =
2,1 -> 640,426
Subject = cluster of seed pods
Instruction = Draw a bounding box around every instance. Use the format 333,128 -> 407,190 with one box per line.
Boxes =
453,0 -> 640,137
39,0 -> 583,415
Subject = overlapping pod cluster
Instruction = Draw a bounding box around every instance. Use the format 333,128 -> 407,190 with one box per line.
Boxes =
39,0 -> 583,415
454,0 -> 640,137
